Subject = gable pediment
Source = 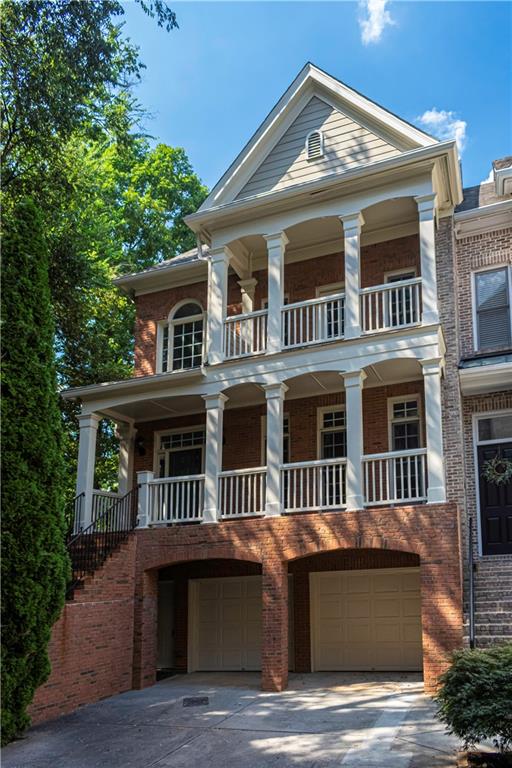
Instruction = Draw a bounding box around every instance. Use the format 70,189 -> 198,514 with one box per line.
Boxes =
199,64 -> 436,212
235,94 -> 403,200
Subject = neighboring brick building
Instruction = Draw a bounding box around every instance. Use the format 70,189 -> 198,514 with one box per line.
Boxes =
31,64 -> 512,725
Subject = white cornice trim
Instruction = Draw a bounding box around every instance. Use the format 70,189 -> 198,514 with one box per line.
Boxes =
454,200 -> 512,239
186,141 -> 461,238
459,362 -> 512,395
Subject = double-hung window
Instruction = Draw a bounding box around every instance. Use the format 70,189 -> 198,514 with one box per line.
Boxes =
388,397 -> 424,500
474,267 -> 512,352
318,407 -> 346,506
161,302 -> 204,373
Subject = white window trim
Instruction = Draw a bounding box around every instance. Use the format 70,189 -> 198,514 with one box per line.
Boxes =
153,426 -> 206,477
260,412 -> 290,465
384,268 -> 417,283
472,408 -> 512,557
315,282 -> 345,298
387,395 -> 423,452
316,405 -> 346,460
157,300 -> 205,374
471,264 -> 512,353
305,129 -> 324,161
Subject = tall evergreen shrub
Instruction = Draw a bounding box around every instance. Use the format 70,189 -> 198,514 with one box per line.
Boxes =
1,199 -> 69,744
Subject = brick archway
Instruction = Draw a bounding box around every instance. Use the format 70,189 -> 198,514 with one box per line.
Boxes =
133,503 -> 463,693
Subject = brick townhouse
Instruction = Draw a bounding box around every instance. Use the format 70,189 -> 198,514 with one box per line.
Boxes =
30,64 -> 512,725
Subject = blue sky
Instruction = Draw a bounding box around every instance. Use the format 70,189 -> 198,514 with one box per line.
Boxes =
122,1 -> 511,190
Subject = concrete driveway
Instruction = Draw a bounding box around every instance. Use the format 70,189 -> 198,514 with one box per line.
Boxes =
3,673 -> 462,768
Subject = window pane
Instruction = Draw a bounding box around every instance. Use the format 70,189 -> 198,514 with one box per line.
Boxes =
478,307 -> 511,350
476,269 -> 509,311
478,414 -> 512,442
173,302 -> 202,319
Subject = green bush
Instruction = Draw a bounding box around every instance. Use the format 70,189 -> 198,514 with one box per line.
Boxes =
1,199 -> 69,744
435,645 -> 512,753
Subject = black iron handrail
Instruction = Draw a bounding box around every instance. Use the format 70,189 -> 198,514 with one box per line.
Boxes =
66,492 -> 85,537
66,485 -> 139,598
468,516 -> 476,649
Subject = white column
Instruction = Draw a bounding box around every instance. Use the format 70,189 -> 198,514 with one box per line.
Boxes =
202,393 -> 228,523
264,233 -> 288,354
116,421 -> 136,496
238,277 -> 257,314
136,470 -> 154,529
340,213 -> 364,339
415,194 -> 439,325
207,248 -> 231,365
76,412 -> 101,529
342,370 -> 366,510
263,383 -> 288,516
421,358 -> 446,503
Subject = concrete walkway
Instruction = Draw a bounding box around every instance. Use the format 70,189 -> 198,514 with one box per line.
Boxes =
3,673 -> 462,767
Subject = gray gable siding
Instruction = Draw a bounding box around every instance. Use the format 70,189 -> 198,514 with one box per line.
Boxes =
236,96 -> 401,200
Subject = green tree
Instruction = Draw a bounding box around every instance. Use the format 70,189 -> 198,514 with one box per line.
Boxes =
1,199 -> 70,744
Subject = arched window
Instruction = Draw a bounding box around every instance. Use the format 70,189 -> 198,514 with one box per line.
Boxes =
161,301 -> 204,372
306,129 -> 324,160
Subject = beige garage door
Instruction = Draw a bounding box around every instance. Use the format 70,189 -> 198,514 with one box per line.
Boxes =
310,568 -> 422,672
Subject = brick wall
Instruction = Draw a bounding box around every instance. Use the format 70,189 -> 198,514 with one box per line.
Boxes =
455,227 -> 512,359
133,381 -> 426,478
133,235 -> 420,376
29,537 -> 137,725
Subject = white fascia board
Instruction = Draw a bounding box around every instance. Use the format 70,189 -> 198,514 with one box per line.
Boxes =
454,200 -> 512,239
68,324 -> 442,414
459,362 -> 512,395
186,142 -> 461,239
200,63 -> 436,212
114,259 -> 208,296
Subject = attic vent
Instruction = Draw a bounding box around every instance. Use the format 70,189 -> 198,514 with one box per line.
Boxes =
306,130 -> 324,160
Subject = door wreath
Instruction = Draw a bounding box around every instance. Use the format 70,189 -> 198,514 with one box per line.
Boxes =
481,454 -> 512,486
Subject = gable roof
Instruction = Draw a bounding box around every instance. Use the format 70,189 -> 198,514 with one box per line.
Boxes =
199,62 -> 437,212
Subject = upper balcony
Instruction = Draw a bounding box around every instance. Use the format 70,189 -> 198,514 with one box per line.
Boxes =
142,194 -> 440,376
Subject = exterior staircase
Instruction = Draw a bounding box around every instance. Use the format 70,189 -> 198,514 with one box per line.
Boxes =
67,486 -> 139,598
464,555 -> 512,648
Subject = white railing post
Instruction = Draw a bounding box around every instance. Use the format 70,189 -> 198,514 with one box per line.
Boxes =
264,233 -> 288,354
415,193 -> 439,325
76,412 -> 101,529
207,248 -> 231,365
136,470 -> 154,528
202,393 -> 228,523
115,421 -> 136,496
421,357 -> 446,503
263,382 -> 288,515
340,212 -> 364,339
342,370 -> 366,510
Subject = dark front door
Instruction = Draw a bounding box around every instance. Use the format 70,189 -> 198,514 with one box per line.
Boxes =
169,448 -> 202,477
478,442 -> 512,555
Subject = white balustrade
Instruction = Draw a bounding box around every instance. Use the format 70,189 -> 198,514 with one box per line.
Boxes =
282,293 -> 345,349
363,449 -> 427,505
281,458 -> 347,512
148,475 -> 204,524
218,467 -> 266,518
92,490 -> 121,521
360,278 -> 422,333
224,310 -> 268,359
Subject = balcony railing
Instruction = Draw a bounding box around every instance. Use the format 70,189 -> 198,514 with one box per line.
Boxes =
92,490 -> 122,521
224,310 -> 268,359
148,475 -> 204,524
363,448 -> 427,505
281,458 -> 347,512
218,467 -> 266,518
360,278 -> 422,334
281,293 -> 345,349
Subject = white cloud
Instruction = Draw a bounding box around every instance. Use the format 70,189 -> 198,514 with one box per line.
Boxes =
416,108 -> 467,153
481,168 -> 494,184
359,0 -> 395,45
